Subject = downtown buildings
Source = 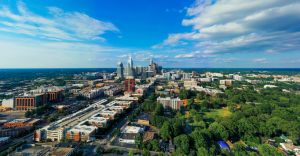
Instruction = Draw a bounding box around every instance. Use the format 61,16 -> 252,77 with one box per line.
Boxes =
116,56 -> 162,79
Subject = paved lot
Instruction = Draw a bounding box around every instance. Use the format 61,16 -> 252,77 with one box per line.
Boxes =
0,111 -> 25,120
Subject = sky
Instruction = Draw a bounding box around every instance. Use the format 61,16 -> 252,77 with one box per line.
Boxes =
0,0 -> 300,68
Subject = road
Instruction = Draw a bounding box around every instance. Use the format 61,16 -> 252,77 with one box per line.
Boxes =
102,144 -> 162,155
0,132 -> 33,154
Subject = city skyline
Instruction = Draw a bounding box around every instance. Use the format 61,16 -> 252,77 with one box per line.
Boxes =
1,0 -> 300,68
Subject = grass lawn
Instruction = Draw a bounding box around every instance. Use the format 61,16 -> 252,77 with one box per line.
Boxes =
205,107 -> 232,119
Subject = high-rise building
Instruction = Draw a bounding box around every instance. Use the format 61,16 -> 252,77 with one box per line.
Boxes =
148,58 -> 161,75
124,78 -> 135,93
116,56 -> 162,79
126,56 -> 135,77
116,62 -> 124,78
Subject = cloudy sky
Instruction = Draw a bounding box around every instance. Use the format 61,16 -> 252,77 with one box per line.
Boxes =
0,0 -> 299,68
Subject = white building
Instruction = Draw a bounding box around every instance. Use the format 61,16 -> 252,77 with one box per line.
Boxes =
220,79 -> 233,87
1,98 -> 14,108
233,75 -> 244,81
184,80 -> 198,90
157,97 -> 185,110
198,78 -> 212,83
182,73 -> 192,80
264,85 -> 277,89
79,88 -> 104,99
205,72 -> 223,77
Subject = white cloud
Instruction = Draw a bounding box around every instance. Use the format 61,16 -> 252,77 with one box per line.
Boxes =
156,0 -> 300,56
0,36 -> 130,68
0,1 -> 118,41
174,51 -> 216,59
253,58 -> 268,64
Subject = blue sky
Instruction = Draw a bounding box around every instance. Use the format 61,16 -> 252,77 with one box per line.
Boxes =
0,0 -> 300,68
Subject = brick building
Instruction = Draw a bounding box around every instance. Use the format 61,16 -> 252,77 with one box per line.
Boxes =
14,94 -> 47,111
124,78 -> 135,93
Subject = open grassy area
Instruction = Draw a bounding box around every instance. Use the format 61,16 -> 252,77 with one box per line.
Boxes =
205,107 -> 232,119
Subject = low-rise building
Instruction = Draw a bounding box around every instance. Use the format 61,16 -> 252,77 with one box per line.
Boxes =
143,132 -> 156,142
233,75 -> 244,81
264,85 -> 277,89
66,124 -> 97,142
88,115 -> 108,128
78,87 -> 104,99
115,95 -> 139,102
119,133 -> 138,144
4,118 -> 40,128
219,79 -> 233,87
99,109 -> 118,120
157,97 -> 186,110
14,93 -> 47,111
280,142 -> 300,156
1,98 -> 14,109
137,114 -> 150,126
184,80 -> 198,90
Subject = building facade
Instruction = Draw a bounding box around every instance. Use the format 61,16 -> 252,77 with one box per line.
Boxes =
124,78 -> 135,93
14,94 -> 47,111
157,97 -> 186,110
116,62 -> 124,79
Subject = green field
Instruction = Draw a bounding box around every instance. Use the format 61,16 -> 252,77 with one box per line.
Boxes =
205,107 -> 232,119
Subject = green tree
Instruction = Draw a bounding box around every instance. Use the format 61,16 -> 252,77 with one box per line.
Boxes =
135,133 -> 143,149
197,147 -> 209,156
128,149 -> 134,156
25,110 -> 33,118
191,128 -> 211,149
208,122 -> 228,140
150,139 -> 160,151
154,103 -> 164,116
142,149 -> 150,156
258,144 -> 284,156
160,121 -> 171,141
174,134 -> 190,155
171,119 -> 183,137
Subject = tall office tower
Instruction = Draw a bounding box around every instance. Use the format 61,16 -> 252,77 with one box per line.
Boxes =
116,62 -> 124,78
150,58 -> 153,65
124,78 -> 135,93
148,58 -> 159,75
126,56 -> 135,77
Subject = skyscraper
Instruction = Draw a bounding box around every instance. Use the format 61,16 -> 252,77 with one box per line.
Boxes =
126,56 -> 135,77
116,62 -> 124,78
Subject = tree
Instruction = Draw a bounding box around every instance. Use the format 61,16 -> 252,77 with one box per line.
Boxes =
25,110 -> 33,118
197,147 -> 209,156
171,119 -> 183,138
179,89 -> 190,99
208,122 -> 228,140
258,144 -> 284,156
154,103 -> 164,116
135,133 -> 143,149
142,149 -> 150,156
160,121 -> 171,141
128,149 -> 134,156
150,139 -> 160,151
192,128 -> 211,149
174,134 -> 190,155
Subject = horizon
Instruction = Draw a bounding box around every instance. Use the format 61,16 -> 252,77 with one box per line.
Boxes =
1,0 -> 300,68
